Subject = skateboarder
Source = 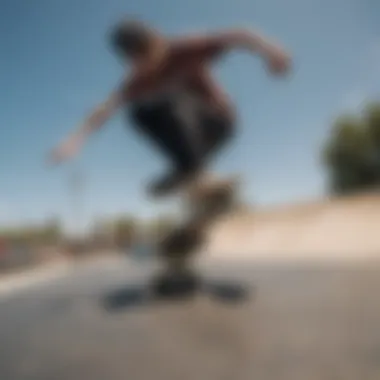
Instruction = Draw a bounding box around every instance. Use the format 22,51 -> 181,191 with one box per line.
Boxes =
49,18 -> 291,197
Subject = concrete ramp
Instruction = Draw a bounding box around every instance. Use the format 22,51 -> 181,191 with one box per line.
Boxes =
208,193 -> 380,261
2,195 -> 380,380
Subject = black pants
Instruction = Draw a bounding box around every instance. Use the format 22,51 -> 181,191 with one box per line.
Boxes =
129,89 -> 234,174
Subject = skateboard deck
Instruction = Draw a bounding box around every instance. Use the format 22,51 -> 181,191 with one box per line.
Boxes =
151,175 -> 240,297
159,175 -> 239,260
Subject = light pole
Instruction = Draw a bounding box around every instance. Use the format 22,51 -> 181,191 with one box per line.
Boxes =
69,167 -> 85,238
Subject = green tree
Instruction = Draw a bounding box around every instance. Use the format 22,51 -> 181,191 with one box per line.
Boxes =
323,102 -> 380,195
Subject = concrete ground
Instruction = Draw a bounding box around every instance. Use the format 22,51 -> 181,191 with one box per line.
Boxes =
1,256 -> 380,380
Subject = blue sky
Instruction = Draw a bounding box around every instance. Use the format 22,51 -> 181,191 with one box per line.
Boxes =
0,0 -> 379,230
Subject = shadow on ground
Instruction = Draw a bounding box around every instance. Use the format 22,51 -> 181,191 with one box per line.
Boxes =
3,260 -> 380,380
101,279 -> 252,312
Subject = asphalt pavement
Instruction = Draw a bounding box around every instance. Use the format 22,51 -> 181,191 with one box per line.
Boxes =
1,256 -> 380,380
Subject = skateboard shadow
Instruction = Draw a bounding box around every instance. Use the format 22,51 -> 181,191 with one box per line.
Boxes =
206,281 -> 252,303
101,284 -> 149,312
101,280 -> 252,313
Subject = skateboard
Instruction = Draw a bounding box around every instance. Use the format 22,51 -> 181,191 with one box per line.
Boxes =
151,175 -> 240,298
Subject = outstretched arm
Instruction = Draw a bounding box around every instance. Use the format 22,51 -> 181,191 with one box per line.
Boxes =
78,90 -> 124,137
48,89 -> 124,165
48,69 -> 154,166
172,28 -> 291,74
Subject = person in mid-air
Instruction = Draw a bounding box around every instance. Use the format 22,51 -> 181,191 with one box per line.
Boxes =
49,18 -> 291,197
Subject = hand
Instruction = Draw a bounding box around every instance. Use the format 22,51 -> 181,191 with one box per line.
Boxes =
265,46 -> 291,76
48,134 -> 83,166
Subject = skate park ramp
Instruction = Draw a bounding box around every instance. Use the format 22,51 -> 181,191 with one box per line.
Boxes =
1,192 -> 380,380
208,191 -> 380,262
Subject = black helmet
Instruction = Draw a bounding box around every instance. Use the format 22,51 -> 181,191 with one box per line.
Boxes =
110,19 -> 155,56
